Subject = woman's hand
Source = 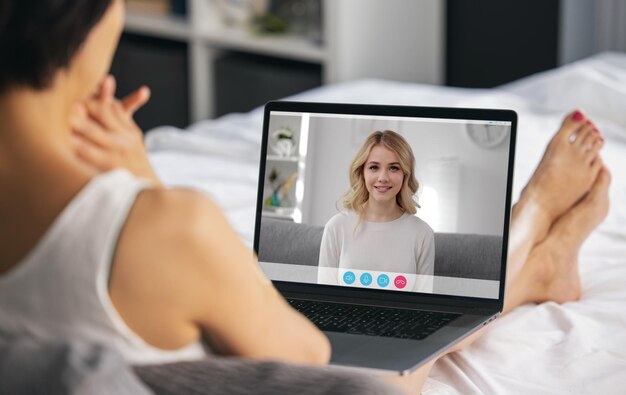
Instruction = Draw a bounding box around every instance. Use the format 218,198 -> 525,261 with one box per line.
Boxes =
71,75 -> 162,185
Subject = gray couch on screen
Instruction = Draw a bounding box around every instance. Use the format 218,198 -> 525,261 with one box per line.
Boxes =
258,218 -> 503,280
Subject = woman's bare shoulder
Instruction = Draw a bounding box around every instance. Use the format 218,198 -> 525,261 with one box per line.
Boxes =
131,186 -> 222,231
113,186 -> 244,288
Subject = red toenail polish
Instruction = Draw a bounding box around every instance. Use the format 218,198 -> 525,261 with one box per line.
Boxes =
573,110 -> 584,122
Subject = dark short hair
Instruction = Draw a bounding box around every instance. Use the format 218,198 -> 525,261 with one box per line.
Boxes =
0,0 -> 113,93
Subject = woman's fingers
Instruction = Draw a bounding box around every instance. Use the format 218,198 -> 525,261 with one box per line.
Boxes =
72,132 -> 120,172
96,75 -> 116,104
71,114 -> 115,149
121,85 -> 151,115
73,76 -> 160,183
85,96 -> 127,133
89,75 -> 150,130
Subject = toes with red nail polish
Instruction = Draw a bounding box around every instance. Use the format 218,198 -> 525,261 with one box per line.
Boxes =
573,110 -> 585,122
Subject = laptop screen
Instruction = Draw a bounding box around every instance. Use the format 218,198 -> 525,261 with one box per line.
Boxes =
255,102 -> 515,301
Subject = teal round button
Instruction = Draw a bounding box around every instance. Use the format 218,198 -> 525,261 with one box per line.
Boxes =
377,274 -> 390,287
343,271 -> 356,285
360,272 -> 373,286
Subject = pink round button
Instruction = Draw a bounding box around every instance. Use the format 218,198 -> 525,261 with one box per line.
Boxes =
394,275 -> 407,289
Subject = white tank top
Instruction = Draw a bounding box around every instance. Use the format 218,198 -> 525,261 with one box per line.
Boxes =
0,169 -> 206,365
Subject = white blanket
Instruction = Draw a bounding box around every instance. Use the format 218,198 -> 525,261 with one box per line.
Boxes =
146,52 -> 626,394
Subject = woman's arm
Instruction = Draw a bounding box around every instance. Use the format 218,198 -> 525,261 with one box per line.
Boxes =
415,226 -> 435,276
109,188 -> 331,366
317,220 -> 341,285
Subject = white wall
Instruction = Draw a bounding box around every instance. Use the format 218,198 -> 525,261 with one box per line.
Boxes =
324,0 -> 444,84
595,0 -> 626,53
559,0 -> 596,65
301,116 -> 511,236
559,0 -> 626,65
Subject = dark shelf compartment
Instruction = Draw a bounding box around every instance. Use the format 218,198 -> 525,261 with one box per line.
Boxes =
110,33 -> 189,131
446,0 -> 560,88
214,51 -> 322,117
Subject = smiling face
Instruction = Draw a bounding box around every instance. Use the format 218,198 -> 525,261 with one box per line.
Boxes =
363,144 -> 405,206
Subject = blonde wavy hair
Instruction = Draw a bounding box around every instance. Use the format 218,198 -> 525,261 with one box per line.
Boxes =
343,130 -> 420,216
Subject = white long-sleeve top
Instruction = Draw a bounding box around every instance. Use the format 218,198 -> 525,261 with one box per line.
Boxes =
317,211 -> 435,290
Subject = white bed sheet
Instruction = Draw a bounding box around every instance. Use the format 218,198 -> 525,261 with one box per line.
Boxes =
146,52 -> 626,394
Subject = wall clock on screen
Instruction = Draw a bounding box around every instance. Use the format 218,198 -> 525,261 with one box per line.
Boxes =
466,123 -> 509,149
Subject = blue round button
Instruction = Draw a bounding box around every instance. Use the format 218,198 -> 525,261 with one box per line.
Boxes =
377,274 -> 390,287
343,271 -> 356,285
360,272 -> 373,286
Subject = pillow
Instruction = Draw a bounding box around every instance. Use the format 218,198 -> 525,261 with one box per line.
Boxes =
0,337 -> 151,395
135,357 -> 402,395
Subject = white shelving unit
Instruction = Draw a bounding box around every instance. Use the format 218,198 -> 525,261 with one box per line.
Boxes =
124,0 -> 444,122
266,155 -> 300,162
199,25 -> 325,62
125,12 -> 190,40
261,113 -> 308,221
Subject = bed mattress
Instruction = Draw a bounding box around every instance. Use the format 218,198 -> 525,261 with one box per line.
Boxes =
146,52 -> 626,394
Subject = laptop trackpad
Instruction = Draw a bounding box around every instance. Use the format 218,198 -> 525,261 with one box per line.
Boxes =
326,332 -> 441,374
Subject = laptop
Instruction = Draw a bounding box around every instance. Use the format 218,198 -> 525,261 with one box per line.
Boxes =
253,101 -> 517,375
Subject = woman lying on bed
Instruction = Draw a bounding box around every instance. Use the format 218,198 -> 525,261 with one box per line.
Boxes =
0,0 -> 610,393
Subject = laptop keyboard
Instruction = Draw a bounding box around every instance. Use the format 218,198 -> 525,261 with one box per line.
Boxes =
288,299 -> 460,340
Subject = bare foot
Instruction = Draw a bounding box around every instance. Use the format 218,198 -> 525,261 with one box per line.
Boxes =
439,169 -> 609,356
519,110 -> 604,231
508,167 -> 610,310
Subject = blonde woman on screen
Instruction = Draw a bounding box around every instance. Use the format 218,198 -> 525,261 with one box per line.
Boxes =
318,130 -> 434,291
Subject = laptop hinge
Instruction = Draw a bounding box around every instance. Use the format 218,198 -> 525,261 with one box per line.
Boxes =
469,306 -> 501,316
